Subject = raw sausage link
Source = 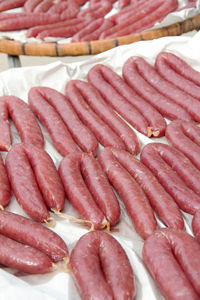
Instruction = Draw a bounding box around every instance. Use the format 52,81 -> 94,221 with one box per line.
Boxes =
87,64 -> 166,137
33,0 -> 53,13
166,120 -> 200,171
0,13 -> 61,31
78,2 -> 112,19
0,211 -> 68,262
58,153 -> 106,230
0,96 -> 44,150
0,0 -> 25,12
156,52 -> 200,99
98,147 -> 157,239
0,233 -> 52,274
60,0 -> 80,20
5,144 -> 50,222
149,142 -> 200,197
143,228 -> 200,300
134,56 -> 200,122
140,143 -> 200,214
69,80 -> 139,155
65,81 -> 126,150
70,231 -> 135,300
192,210 -> 200,244
0,154 -> 11,209
23,144 -> 65,212
118,0 -> 131,9
28,87 -> 79,156
0,98 -> 11,151
81,153 -> 120,226
109,148 -> 184,230
72,18 -> 104,42
123,57 -> 192,121
30,87 -> 98,156
87,64 -> 150,137
24,0 -> 43,12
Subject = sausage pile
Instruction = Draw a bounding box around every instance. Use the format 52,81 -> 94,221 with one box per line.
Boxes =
0,0 -> 182,41
1,50 -> 200,299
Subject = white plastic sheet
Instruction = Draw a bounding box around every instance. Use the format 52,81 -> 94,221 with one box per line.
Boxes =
0,32 -> 200,299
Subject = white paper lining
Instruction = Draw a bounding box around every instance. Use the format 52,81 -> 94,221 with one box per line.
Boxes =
0,0 -> 199,44
0,32 -> 200,299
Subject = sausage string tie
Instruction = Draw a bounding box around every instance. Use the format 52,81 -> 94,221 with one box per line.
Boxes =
44,217 -> 56,228
52,209 -> 95,231
52,258 -> 70,274
0,205 -> 4,211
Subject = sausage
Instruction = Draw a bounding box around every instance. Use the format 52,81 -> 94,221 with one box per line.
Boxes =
58,152 -> 120,229
0,13 -> 60,31
156,52 -> 200,99
149,142 -> 200,197
71,18 -> 104,42
5,144 -> 50,223
23,144 -> 65,212
166,120 -> 200,171
98,147 -> 157,239
26,17 -> 82,38
0,98 -> 11,151
81,152 -> 120,226
143,228 -> 200,300
38,20 -> 89,39
65,81 -> 126,150
134,56 -> 200,122
69,80 -> 139,155
72,18 -> 114,42
87,65 -> 150,137
30,87 -> 98,156
0,154 -> 10,209
28,87 -> 80,156
0,0 -> 26,12
87,64 -> 166,137
101,0 -> 178,39
70,231 -> 135,300
0,96 -> 44,150
24,0 -> 43,12
109,147 -> 184,230
78,2 -> 112,19
123,57 -> 192,121
60,0 -> 80,20
140,143 -> 200,214
0,233 -> 52,274
192,210 -> 200,244
0,211 -> 68,262
118,0 -> 131,9
33,0 -> 53,13
47,1 -> 69,14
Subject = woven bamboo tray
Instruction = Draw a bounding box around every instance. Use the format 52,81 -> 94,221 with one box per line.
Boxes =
0,14 -> 200,57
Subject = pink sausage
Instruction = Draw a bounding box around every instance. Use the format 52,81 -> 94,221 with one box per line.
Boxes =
109,147 -> 184,230
30,87 -> 98,156
156,52 -> 200,98
65,80 -> 126,150
5,144 -> 50,222
24,0 -> 43,12
0,211 -> 68,262
69,80 -> 139,155
166,120 -> 200,171
58,153 -> 106,230
0,96 -> 44,150
143,229 -> 200,299
123,57 -> 192,121
47,1 -> 69,14
70,231 -> 135,300
0,0 -> 26,12
33,0 -> 53,13
28,87 -> 80,156
0,233 -> 52,274
134,56 -> 200,122
87,64 -> 150,137
60,0 -> 80,20
118,0 -> 131,9
140,143 -> 200,214
0,14 -> 61,31
87,64 -> 166,137
0,98 -> 11,151
23,144 -> 65,212
71,18 -> 104,42
98,147 -> 157,239
0,153 -> 11,208
78,2 -> 112,19
81,153 -> 120,226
